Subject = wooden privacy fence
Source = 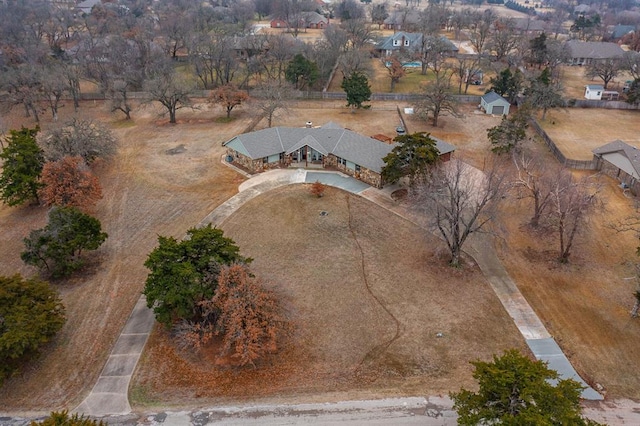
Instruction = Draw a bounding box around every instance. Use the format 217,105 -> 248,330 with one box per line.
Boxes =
529,120 -> 598,170
569,99 -> 640,110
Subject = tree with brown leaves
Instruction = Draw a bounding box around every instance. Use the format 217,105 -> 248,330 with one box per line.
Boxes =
210,84 -> 249,118
205,264 -> 287,367
309,181 -> 326,197
383,55 -> 405,92
38,156 -> 102,211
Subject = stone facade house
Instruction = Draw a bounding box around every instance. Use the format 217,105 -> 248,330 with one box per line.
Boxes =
224,123 -> 455,188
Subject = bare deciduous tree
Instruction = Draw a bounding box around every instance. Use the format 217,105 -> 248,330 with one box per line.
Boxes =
414,75 -> 461,127
411,158 -> 507,267
251,80 -> 293,127
144,64 -> 193,124
546,172 -> 600,263
586,58 -> 622,89
39,118 -> 118,163
512,151 -> 556,227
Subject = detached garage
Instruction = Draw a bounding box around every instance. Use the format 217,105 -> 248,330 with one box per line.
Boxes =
480,91 -> 511,116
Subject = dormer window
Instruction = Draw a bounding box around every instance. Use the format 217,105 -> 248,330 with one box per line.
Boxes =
393,39 -> 400,46
404,39 -> 410,46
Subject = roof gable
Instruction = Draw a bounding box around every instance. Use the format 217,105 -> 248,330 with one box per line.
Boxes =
285,135 -> 329,156
593,140 -> 640,179
566,40 -> 625,59
481,91 -> 509,105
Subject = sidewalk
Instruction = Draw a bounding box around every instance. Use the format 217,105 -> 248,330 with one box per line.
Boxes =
74,168 -> 601,417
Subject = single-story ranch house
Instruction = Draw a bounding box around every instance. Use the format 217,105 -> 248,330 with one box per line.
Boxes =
593,140 -> 640,195
224,122 -> 455,188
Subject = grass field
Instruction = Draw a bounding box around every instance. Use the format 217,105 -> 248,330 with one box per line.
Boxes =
131,185 -> 526,406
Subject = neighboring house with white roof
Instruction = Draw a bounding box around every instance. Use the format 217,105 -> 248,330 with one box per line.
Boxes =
223,122 -> 455,188
593,140 -> 640,194
566,40 -> 625,66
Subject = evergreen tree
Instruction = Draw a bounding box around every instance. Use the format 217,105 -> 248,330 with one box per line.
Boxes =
489,68 -> 524,103
143,225 -> 247,326
452,349 -> 603,425
626,78 -> 640,105
381,133 -> 440,185
21,207 -> 108,277
284,54 -> 319,90
341,71 -> 371,111
0,274 -> 65,385
0,126 -> 44,206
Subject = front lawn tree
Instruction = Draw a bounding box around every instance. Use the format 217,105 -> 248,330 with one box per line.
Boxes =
210,84 -> 249,119
381,132 -> 440,185
21,206 -> 108,277
411,159 -> 507,267
39,118 -> 117,163
0,126 -> 44,206
452,349 -> 602,425
38,156 -> 103,211
204,263 -> 288,366
143,225 -> 248,326
341,71 -> 371,111
512,151 -> 556,228
0,274 -> 65,386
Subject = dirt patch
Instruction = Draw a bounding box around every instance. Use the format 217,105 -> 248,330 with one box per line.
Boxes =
131,185 -> 525,407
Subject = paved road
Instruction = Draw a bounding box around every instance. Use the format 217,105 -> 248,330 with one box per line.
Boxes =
50,167 -> 609,418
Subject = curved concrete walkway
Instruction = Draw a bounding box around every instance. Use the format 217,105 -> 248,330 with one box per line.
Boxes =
75,168 -> 600,417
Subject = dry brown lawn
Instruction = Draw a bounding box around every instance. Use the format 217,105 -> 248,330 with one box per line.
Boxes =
498,175 -> 640,398
539,108 -> 640,160
2,94 -> 640,412
131,185 -> 525,407
0,100 -> 250,411
560,65 -> 634,100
